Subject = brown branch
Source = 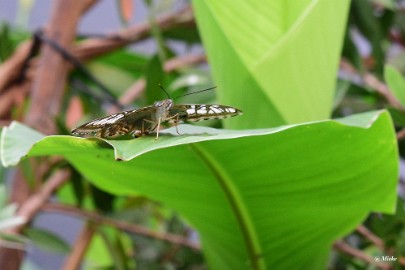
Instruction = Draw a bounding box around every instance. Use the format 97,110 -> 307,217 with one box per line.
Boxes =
25,1 -> 98,134
333,240 -> 391,270
73,6 -> 194,61
62,222 -> 97,270
356,225 -> 385,251
0,169 -> 70,270
363,73 -> 403,108
42,203 -> 200,251
0,3 -> 99,269
0,81 -> 30,119
0,6 -> 196,119
356,225 -> 405,268
118,79 -> 146,107
163,54 -> 206,71
397,128 -> 405,140
10,169 -> 71,233
117,54 -> 206,107
339,59 -> 403,109
0,5 -> 196,123
0,41 -> 33,92
81,0 -> 99,13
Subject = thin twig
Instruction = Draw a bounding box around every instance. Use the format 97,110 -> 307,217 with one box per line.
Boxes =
164,54 -> 206,71
62,222 -> 97,270
118,79 -> 146,107
25,1 -> 98,134
36,31 -> 120,108
0,169 -> 71,270
73,6 -> 194,61
339,59 -> 405,141
333,240 -> 391,270
42,202 -> 200,251
117,54 -> 207,107
339,59 -> 403,109
10,170 -> 71,233
397,128 -> 405,140
0,41 -> 33,92
0,81 -> 30,119
356,225 -> 385,251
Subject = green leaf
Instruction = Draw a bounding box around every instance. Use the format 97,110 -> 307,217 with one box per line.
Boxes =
87,62 -> 138,96
144,55 -> 165,104
90,184 -> 115,213
0,23 -> 14,62
192,0 -> 350,128
91,50 -> 148,78
84,231 -> 113,269
0,216 -> 26,231
0,203 -> 18,220
333,79 -> 350,109
388,107 -> 405,127
24,228 -> 71,254
0,231 -> 28,245
351,0 -> 385,73
162,25 -> 201,44
384,65 -> 405,107
0,184 -> 6,207
0,110 -> 398,269
0,122 -> 44,167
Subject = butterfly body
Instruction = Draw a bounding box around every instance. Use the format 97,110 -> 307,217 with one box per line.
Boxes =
71,99 -> 242,139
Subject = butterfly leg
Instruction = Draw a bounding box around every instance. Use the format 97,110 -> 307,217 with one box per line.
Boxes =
155,118 -> 162,139
167,113 -> 181,135
141,118 -> 160,139
128,122 -> 147,138
174,114 -> 181,135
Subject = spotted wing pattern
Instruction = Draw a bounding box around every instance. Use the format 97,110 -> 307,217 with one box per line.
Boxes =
71,103 -> 242,139
71,106 -> 158,139
169,104 -> 242,123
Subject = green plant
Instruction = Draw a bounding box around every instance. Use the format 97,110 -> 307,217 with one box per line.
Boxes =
0,1 -> 403,269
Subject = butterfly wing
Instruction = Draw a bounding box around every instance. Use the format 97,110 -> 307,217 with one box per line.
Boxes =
169,104 -> 242,123
71,103 -> 242,139
71,106 -> 158,139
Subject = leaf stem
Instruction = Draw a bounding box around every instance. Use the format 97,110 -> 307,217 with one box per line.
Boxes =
191,143 -> 266,270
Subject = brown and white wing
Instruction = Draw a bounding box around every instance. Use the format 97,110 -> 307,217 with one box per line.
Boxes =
169,104 -> 242,123
71,106 -> 157,139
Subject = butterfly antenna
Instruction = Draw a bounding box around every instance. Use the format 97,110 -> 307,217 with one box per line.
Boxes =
158,84 -> 171,99
174,86 -> 217,100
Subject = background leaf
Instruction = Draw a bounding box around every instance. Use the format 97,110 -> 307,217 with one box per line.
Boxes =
192,0 -> 350,129
384,64 -> 405,107
24,228 -> 71,254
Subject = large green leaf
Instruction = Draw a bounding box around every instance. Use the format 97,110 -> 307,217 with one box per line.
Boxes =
0,110 -> 398,269
192,0 -> 350,128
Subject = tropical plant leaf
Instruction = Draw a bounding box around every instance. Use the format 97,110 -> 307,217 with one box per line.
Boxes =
0,110 -> 398,269
0,123 -> 44,167
0,216 -> 26,231
192,0 -> 350,129
384,64 -> 405,107
24,228 -> 71,254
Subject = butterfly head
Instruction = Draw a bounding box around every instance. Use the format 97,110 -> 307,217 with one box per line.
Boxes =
154,99 -> 174,120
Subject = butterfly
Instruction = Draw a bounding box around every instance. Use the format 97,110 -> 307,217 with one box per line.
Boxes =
71,91 -> 242,139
